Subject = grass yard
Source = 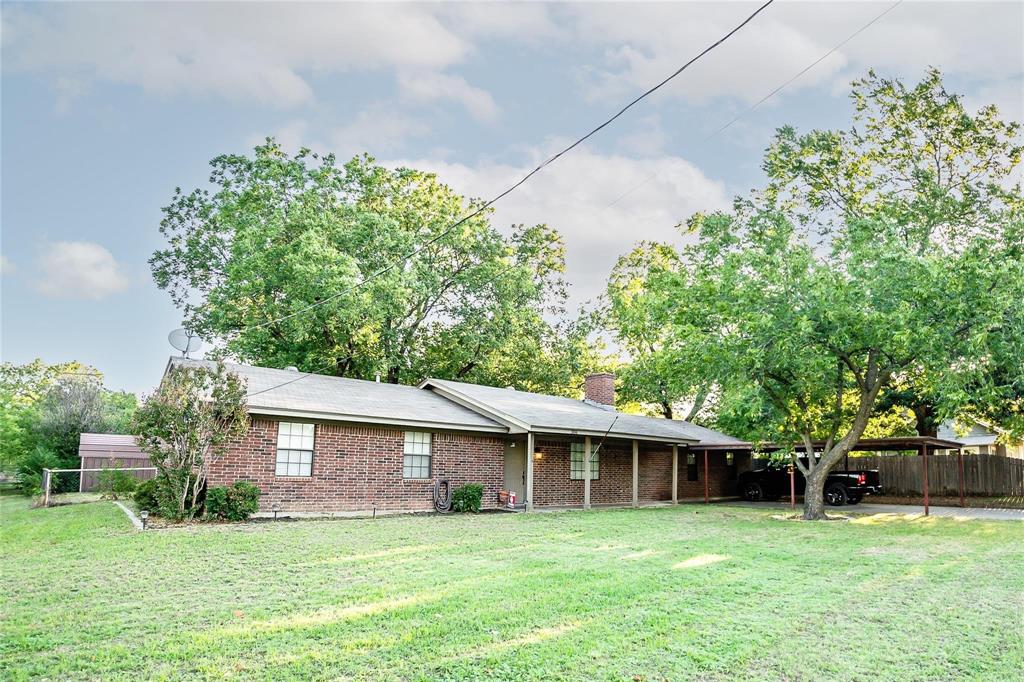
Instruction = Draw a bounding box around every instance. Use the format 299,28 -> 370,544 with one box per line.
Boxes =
2,498 -> 1023,681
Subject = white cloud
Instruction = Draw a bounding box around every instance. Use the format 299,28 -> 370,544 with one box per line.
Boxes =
6,1 -> 1019,122
389,144 -> 729,306
34,241 -> 130,300
616,115 -> 669,157
331,108 -> 431,159
965,78 -> 1024,124
3,3 -> 471,108
398,72 -> 499,122
569,2 -> 1023,106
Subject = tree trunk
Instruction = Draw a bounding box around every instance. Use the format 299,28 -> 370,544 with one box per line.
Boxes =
801,358 -> 891,520
802,468 -> 829,520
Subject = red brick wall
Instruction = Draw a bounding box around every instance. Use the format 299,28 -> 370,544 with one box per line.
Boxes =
531,439 -> 744,507
584,373 -> 616,406
209,419 -> 505,513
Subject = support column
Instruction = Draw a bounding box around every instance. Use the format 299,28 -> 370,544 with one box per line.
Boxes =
632,440 -> 639,508
671,445 -> 679,504
957,448 -> 965,509
921,443 -> 930,517
525,432 -> 535,511
583,435 -> 592,510
704,450 -> 710,504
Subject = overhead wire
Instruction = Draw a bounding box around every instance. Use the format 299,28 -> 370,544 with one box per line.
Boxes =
233,0 -> 776,336
599,0 -> 905,211
225,1 -> 779,398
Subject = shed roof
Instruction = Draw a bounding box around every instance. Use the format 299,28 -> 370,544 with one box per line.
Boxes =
167,358 -> 508,433
79,433 -> 147,459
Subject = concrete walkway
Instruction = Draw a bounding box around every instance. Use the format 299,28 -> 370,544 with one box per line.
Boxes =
724,500 -> 1024,521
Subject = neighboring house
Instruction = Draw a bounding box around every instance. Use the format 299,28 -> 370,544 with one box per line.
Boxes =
937,419 -> 1024,458
165,358 -> 750,515
78,433 -> 154,492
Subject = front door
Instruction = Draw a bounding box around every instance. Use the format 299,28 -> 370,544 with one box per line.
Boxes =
503,441 -> 526,498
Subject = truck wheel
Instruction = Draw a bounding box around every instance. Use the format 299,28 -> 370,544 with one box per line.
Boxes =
825,483 -> 848,506
742,482 -> 765,502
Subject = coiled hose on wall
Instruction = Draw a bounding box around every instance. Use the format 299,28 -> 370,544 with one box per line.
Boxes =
433,478 -> 453,513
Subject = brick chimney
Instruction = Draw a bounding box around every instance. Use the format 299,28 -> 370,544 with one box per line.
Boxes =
584,372 -> 615,408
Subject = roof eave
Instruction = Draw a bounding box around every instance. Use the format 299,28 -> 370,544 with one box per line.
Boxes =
530,425 -> 699,445
247,405 -> 509,434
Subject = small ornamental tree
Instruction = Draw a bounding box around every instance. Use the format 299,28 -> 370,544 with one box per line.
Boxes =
132,363 -> 249,519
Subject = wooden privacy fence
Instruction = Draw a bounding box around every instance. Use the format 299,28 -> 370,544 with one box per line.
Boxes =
849,454 -> 1024,497
79,456 -> 156,492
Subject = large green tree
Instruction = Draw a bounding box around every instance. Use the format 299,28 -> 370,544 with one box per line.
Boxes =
613,70 -> 1023,519
604,243 -> 711,421
152,142 -> 592,393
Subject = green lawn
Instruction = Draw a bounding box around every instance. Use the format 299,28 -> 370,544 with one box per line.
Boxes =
2,498 -> 1022,681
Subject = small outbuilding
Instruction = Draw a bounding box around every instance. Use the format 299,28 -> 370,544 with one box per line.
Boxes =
78,433 -> 154,492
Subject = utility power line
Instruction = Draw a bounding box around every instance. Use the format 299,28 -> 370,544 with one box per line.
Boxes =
707,0 -> 904,140
600,0 -> 904,212
238,0 -> 776,336
228,0 -> 778,398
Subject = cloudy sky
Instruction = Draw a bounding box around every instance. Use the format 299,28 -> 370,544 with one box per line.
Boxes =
2,1 -> 1021,393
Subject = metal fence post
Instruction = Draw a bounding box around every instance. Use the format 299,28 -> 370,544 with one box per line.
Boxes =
43,469 -> 51,507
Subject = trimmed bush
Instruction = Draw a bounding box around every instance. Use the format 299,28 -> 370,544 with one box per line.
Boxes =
205,480 -> 261,521
451,483 -> 484,513
133,479 -> 160,512
96,469 -> 138,500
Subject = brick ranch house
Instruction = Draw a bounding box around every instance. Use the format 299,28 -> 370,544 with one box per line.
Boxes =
166,358 -> 753,515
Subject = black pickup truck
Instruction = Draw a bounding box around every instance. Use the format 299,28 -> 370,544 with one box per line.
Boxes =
737,459 -> 882,506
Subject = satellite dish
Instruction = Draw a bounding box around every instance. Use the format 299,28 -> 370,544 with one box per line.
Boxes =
168,328 -> 203,357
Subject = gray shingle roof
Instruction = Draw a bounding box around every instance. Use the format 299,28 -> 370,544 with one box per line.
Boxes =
167,358 -> 506,433
423,378 -> 745,446
164,358 -> 746,446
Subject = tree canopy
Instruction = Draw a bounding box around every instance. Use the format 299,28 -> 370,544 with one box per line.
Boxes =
152,142 -> 599,393
0,359 -> 138,493
607,70 -> 1023,518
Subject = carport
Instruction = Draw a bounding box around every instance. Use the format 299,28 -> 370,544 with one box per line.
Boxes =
756,436 -> 966,515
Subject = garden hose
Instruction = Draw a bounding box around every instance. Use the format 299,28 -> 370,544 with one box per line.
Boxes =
433,478 -> 452,513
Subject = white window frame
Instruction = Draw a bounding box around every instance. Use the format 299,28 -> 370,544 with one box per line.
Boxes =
403,431 -> 432,479
569,441 -> 599,480
275,422 -> 315,477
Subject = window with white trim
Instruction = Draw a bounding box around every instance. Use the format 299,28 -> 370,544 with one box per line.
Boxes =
276,422 -> 314,476
404,431 -> 432,479
569,441 -> 599,480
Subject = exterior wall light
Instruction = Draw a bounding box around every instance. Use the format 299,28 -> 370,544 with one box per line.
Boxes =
534,451 -> 543,461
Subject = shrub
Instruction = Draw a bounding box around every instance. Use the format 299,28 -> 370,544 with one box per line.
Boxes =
133,479 -> 160,513
205,480 -> 261,521
451,483 -> 484,513
96,469 -> 138,500
16,445 -> 62,497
